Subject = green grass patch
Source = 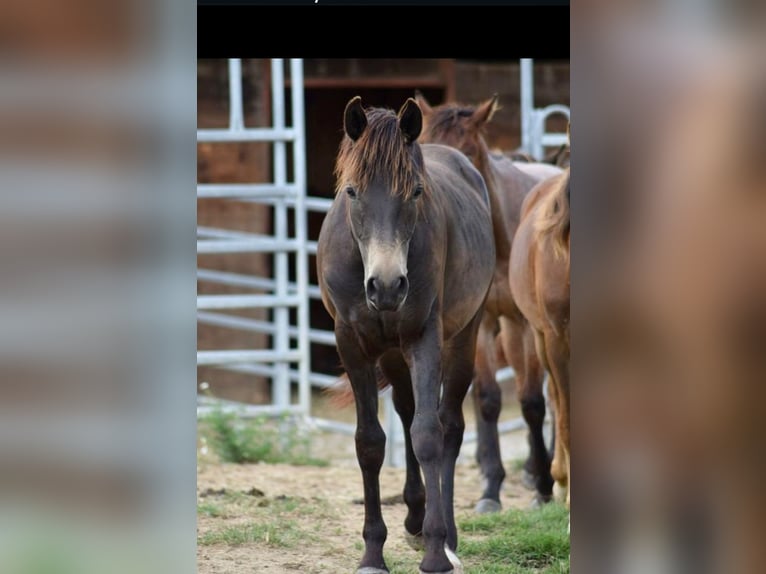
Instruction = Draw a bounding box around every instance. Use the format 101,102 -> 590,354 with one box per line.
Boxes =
199,408 -> 329,466
198,520 -> 301,548
197,502 -> 225,518
459,503 -> 570,573
197,492 -> 333,551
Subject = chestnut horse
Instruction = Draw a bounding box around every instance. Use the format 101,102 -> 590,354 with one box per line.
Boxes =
416,92 -> 560,509
317,97 -> 495,574
509,169 -> 570,510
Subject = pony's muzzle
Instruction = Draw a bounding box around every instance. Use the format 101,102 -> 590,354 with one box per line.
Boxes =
365,275 -> 408,311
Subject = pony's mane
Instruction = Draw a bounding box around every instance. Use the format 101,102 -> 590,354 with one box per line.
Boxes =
421,103 -> 475,141
334,107 -> 425,200
534,170 -> 570,261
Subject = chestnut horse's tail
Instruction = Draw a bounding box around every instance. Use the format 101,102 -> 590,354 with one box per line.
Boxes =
324,367 -> 391,409
534,171 -> 570,262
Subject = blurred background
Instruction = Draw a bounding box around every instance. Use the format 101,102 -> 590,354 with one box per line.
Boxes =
0,1 -> 196,573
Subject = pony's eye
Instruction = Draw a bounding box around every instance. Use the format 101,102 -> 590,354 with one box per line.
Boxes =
345,186 -> 357,199
412,184 -> 424,199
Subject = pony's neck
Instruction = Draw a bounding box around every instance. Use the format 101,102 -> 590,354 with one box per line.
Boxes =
476,142 -> 512,262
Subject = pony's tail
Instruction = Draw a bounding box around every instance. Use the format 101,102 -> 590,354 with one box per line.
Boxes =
324,367 -> 392,409
534,174 -> 570,261
325,373 -> 356,409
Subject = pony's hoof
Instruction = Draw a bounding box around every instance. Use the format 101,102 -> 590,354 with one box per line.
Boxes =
521,469 -> 537,491
357,568 -> 389,574
553,481 -> 567,503
529,492 -> 553,509
474,498 -> 502,514
418,545 -> 463,574
404,531 -> 425,551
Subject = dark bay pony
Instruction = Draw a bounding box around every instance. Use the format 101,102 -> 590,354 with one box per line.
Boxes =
317,97 -> 495,574
509,169 -> 570,511
416,93 -> 558,509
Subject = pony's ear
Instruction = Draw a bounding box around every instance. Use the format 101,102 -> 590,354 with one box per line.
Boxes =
343,96 -> 367,142
398,98 -> 422,143
472,94 -> 500,126
413,90 -> 433,116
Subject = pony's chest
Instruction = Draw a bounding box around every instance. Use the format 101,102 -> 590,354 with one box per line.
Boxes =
348,306 -> 403,354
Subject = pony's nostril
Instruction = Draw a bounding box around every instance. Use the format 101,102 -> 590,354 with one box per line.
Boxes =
366,277 -> 379,298
396,276 -> 409,295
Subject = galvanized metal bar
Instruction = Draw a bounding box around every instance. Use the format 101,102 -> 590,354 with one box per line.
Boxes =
271,59 -> 291,411
196,127 -> 296,143
197,311 -> 336,346
197,183 -> 299,199
228,59 -> 244,131
541,134 -> 570,147
197,227 -> 254,240
196,268 -> 323,299
520,58 -> 534,156
309,418 -> 356,436
197,403 -> 304,418
291,58 -> 312,415
220,362 -> 338,389
240,195 -> 333,213
197,294 -> 300,309
382,388 -> 406,468
539,104 -> 571,119
495,366 -> 516,384
197,238 -> 299,254
197,349 -> 302,365
303,196 -> 333,212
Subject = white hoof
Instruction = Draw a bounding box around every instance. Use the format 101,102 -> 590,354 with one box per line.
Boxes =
445,545 -> 463,574
357,568 -> 388,574
474,498 -> 502,514
405,531 -> 425,551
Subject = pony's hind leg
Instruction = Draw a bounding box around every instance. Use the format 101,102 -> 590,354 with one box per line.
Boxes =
498,316 -> 554,505
544,331 -> 570,509
518,322 -> 554,505
471,317 -> 505,514
336,323 -> 389,573
380,353 -> 426,547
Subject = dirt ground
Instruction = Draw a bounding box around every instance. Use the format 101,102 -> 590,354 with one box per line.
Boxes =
197,384 -> 552,573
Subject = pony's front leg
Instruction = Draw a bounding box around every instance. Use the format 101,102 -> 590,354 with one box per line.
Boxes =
405,317 -> 456,574
336,323 -> 388,574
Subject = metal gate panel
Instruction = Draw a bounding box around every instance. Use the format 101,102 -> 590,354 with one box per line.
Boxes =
520,58 -> 571,161
197,59 -> 311,418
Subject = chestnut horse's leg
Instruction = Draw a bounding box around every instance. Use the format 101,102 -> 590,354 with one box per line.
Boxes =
471,316 -> 505,513
544,331 -> 570,509
405,313 -> 455,574
499,316 -> 554,505
379,353 -> 426,545
335,323 -> 389,574
440,310 -> 484,552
